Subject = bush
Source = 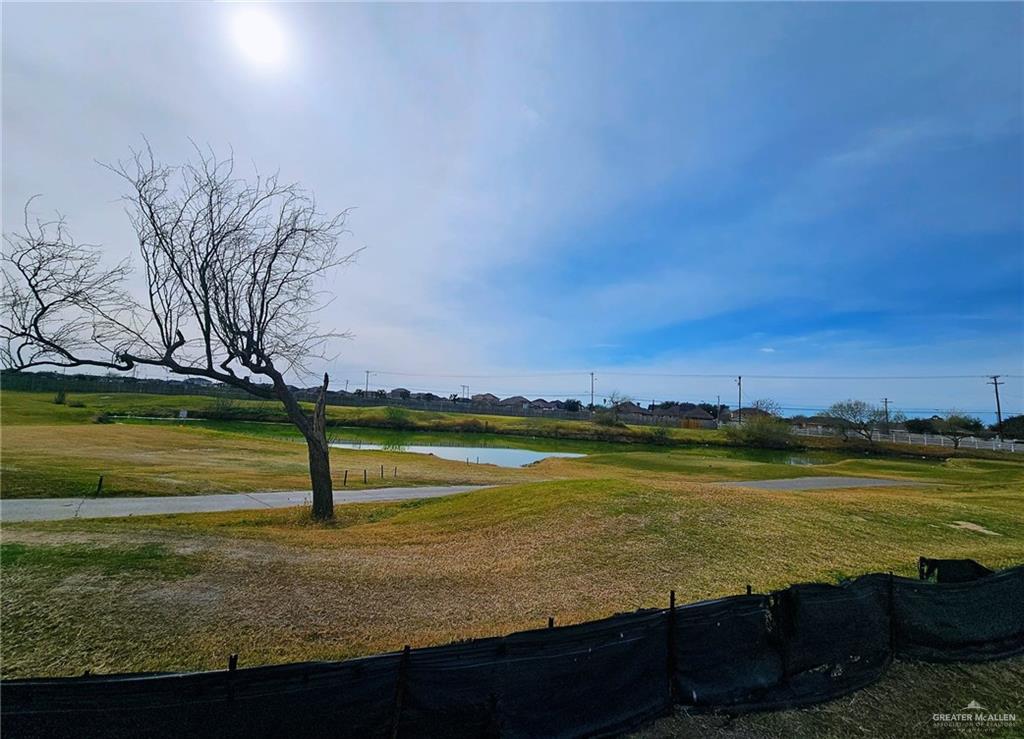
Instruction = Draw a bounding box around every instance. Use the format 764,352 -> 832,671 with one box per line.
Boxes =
905,418 -> 936,434
67,400 -> 86,408
649,425 -> 671,445
53,389 -> 67,405
93,412 -> 114,424
724,416 -> 794,449
383,406 -> 414,429
593,409 -> 625,428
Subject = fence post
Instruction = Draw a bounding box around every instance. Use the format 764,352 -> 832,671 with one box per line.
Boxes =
343,470 -> 348,487
95,475 -> 104,496
666,590 -> 677,710
548,616 -> 554,629
746,584 -> 752,595
364,469 -> 368,484
394,467 -> 397,478
380,464 -> 384,479
390,645 -> 411,739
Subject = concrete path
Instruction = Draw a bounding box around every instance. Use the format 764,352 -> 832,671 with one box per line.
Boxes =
0,486 -> 488,522
714,476 -> 921,490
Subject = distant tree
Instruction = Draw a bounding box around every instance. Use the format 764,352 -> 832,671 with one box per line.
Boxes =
563,398 -> 583,412
724,415 -> 793,449
374,389 -> 387,399
1,146 -> 357,520
750,398 -> 782,416
905,418 -> 934,434
996,415 -> 1024,439
697,402 -> 718,418
824,400 -> 885,442
934,413 -> 984,449
448,393 -> 459,402
607,391 -> 632,422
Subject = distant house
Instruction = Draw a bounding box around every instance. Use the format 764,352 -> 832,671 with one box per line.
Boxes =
389,388 -> 411,399
183,377 -> 215,386
726,407 -> 772,422
499,396 -> 530,409
471,393 -> 499,404
651,403 -> 697,417
614,401 -> 650,415
681,407 -> 714,421
529,398 -> 556,410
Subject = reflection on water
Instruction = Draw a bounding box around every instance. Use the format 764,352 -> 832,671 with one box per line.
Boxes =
328,440 -> 583,468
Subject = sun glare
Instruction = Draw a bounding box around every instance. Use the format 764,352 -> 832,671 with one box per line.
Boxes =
229,7 -> 288,70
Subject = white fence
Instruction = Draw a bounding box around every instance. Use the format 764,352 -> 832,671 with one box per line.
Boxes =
790,425 -> 1021,453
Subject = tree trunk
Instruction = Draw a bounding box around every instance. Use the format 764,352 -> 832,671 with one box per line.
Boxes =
306,433 -> 334,520
307,374 -> 334,520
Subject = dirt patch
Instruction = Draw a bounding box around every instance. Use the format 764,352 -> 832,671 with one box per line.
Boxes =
947,520 -> 1001,536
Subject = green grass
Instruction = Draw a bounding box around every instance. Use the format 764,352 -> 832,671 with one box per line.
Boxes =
1,542 -> 199,578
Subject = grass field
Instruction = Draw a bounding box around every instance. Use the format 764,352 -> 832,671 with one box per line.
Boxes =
2,386 -> 1023,720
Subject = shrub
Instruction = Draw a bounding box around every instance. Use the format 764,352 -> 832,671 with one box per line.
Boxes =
724,416 -> 794,449
53,389 -> 67,405
593,409 -> 625,428
67,400 -> 86,408
383,406 -> 414,429
649,425 -> 671,445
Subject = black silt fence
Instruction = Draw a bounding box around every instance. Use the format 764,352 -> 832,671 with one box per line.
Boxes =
3,561 -> 1022,738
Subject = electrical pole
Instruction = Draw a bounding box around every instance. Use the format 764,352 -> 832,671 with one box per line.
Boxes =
344,379 -> 349,392
365,370 -> 370,394
590,372 -> 595,410
881,397 -> 890,425
461,384 -> 469,399
989,375 -> 1004,434
737,376 -> 742,423
716,394 -> 721,419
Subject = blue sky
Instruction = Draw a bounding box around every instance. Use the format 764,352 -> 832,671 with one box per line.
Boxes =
3,2 -> 1022,417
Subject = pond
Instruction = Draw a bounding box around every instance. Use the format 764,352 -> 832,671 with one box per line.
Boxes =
119,417 -> 851,468
328,439 -> 584,468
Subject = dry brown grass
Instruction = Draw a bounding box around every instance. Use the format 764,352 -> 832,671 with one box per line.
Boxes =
632,658 -> 1024,739
3,474 -> 1022,678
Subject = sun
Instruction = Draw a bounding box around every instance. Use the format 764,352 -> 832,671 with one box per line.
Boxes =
228,7 -> 288,70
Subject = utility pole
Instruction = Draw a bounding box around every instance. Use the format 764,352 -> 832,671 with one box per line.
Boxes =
881,397 -> 891,425
989,375 -> 1004,434
590,372 -> 595,410
365,370 -> 371,394
461,384 -> 469,400
344,379 -> 349,392
716,394 -> 721,419
737,376 -> 742,423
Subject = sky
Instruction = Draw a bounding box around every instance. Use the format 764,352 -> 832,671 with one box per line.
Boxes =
3,2 -> 1022,419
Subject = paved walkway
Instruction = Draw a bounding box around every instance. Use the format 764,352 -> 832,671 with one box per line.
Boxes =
0,486 -> 488,522
713,476 -> 921,490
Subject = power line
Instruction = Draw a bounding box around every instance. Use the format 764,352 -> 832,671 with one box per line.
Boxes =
353,368 -> 1023,381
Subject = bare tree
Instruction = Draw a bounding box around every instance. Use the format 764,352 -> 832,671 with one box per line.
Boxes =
1,146 -> 358,520
750,398 -> 782,416
934,412 -> 984,450
824,399 -> 885,442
